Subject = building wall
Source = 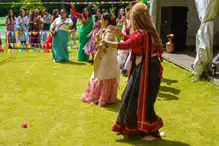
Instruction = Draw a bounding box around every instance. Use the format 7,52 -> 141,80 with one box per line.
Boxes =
156,0 -> 219,46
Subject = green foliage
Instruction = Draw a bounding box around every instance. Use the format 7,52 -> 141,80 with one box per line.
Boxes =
0,0 -> 131,17
20,0 -> 45,14
110,4 -> 116,17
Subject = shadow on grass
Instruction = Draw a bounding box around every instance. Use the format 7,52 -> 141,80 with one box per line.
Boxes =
58,60 -> 86,65
158,92 -> 178,100
0,57 -> 16,65
104,99 -> 122,112
160,86 -> 181,95
162,78 -> 178,85
116,136 -> 190,146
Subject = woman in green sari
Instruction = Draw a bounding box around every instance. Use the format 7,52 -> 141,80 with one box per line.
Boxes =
72,5 -> 96,62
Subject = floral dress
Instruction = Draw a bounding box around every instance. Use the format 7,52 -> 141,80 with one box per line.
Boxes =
84,20 -> 101,55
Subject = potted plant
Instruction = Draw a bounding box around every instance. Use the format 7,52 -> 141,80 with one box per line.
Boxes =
166,34 -> 175,53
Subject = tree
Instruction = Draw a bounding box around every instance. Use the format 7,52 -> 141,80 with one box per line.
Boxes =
20,0 -> 45,14
0,0 -> 131,17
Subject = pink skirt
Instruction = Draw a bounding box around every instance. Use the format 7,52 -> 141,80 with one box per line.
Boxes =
81,74 -> 119,107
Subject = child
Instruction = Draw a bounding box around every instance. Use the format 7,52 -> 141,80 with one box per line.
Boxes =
81,13 -> 120,107
84,8 -> 102,63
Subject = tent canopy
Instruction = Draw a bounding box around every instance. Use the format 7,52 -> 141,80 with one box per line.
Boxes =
192,0 -> 219,77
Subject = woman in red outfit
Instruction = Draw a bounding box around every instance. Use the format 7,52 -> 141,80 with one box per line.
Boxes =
102,3 -> 164,141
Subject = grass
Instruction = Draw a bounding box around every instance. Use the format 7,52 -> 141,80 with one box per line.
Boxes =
0,17 -> 5,25
0,50 -> 219,146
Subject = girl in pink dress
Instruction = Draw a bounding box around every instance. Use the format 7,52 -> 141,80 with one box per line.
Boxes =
83,9 -> 102,62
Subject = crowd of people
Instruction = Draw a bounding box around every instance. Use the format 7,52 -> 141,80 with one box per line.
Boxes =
5,8 -> 78,49
3,2 -> 164,141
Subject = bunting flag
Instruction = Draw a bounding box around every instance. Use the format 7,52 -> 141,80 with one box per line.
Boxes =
0,48 -> 74,55
11,43 -> 14,48
11,32 -> 15,37
16,32 -> 19,37
0,1 -> 132,5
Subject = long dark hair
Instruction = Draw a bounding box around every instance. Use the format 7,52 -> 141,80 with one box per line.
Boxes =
20,10 -> 25,17
52,9 -> 59,20
8,10 -> 15,22
102,12 -> 116,26
125,6 -> 130,12
118,8 -> 125,19
83,7 -> 92,20
95,9 -> 103,22
30,10 -> 37,21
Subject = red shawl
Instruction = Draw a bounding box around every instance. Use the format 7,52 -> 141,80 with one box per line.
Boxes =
137,32 -> 163,132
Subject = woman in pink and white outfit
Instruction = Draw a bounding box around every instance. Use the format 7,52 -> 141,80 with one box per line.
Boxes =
81,13 -> 120,107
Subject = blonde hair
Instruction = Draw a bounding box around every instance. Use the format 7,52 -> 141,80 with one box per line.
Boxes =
130,3 -> 162,51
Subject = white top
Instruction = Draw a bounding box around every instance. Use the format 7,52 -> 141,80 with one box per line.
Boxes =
17,16 -> 29,31
94,28 -> 120,80
50,17 -> 73,32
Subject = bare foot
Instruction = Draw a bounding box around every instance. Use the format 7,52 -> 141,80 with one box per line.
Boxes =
141,135 -> 158,141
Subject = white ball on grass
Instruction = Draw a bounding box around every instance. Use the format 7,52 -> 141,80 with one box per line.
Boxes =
160,131 -> 165,137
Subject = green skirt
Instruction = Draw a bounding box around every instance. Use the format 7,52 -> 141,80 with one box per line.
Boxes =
52,30 -> 69,62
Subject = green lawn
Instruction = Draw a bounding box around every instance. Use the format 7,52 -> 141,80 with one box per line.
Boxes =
0,17 -> 5,25
0,50 -> 219,146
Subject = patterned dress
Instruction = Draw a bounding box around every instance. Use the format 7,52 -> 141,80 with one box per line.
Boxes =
29,16 -> 41,46
6,16 -> 16,44
84,20 -> 101,55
